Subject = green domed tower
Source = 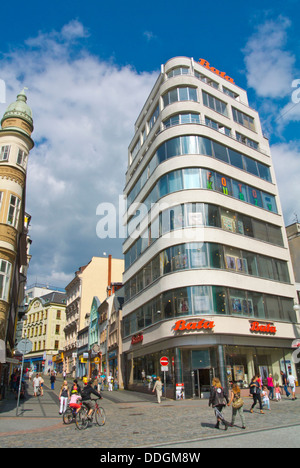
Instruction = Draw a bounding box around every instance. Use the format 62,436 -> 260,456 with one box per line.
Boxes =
0,90 -> 34,385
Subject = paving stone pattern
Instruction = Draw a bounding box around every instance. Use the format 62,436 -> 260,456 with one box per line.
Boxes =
0,378 -> 299,448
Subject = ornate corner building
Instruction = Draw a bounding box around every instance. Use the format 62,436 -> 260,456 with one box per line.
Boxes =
0,90 -> 34,388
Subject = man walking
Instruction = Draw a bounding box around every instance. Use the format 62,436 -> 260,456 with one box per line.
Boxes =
50,371 -> 56,390
288,372 -> 297,400
280,371 -> 291,398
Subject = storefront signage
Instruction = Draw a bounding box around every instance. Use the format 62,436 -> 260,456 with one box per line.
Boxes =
250,321 -> 276,334
198,58 -> 235,84
174,319 -> 215,331
131,333 -> 143,345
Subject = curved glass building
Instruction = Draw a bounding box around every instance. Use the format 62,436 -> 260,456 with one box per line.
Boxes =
122,57 -> 298,398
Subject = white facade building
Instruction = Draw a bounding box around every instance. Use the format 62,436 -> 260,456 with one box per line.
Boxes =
122,57 -> 299,398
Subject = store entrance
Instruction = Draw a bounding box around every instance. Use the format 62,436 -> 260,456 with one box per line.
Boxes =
194,369 -> 212,398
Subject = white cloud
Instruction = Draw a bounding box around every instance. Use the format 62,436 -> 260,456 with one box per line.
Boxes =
243,17 -> 295,98
0,21 -> 157,287
270,142 -> 300,225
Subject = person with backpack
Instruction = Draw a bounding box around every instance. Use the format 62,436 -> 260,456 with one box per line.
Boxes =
250,375 -> 264,414
228,382 -> 246,429
209,377 -> 229,430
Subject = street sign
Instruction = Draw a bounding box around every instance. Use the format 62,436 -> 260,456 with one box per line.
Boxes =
161,365 -> 169,372
17,338 -> 32,355
160,356 -> 169,366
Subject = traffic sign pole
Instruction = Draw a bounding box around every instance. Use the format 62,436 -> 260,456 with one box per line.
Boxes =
16,337 -> 32,417
160,357 -> 169,400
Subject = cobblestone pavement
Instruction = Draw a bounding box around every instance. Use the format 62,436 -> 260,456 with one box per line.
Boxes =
0,378 -> 299,448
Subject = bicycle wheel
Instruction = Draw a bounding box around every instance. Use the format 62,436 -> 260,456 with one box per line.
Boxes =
75,406 -> 89,430
95,406 -> 106,426
63,407 -> 74,425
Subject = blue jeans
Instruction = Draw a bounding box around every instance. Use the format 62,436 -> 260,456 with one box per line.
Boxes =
268,386 -> 274,399
284,385 -> 291,397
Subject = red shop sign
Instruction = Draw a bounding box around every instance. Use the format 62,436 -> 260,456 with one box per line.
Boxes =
131,333 -> 143,345
174,319 -> 215,331
250,321 -> 276,334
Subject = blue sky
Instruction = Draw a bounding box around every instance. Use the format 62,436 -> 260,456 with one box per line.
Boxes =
0,0 -> 299,288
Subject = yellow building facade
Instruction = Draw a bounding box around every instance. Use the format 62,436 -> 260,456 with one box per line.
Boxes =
22,291 -> 66,373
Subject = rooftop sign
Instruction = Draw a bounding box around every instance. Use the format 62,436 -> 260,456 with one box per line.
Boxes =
198,58 -> 235,84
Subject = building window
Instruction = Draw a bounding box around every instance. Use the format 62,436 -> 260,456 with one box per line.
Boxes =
205,117 -> 231,136
164,113 -> 200,128
0,259 -> 12,301
232,108 -> 255,132
195,71 -> 219,89
54,341 -> 59,349
236,132 -> 258,150
223,86 -> 239,99
123,287 -> 295,337
56,310 -> 61,320
0,145 -> 10,161
148,104 -> 159,131
55,325 -> 60,335
17,149 -> 27,166
202,91 -> 228,116
167,67 -> 190,78
7,194 -> 21,227
163,87 -> 197,107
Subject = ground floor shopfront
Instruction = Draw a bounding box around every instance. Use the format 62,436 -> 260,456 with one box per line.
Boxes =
123,316 -> 299,399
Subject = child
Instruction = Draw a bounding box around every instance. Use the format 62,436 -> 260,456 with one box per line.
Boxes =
69,385 -> 82,413
261,386 -> 271,410
275,383 -> 282,401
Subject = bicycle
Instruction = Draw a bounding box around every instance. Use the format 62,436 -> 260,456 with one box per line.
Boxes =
75,398 -> 106,430
63,403 -> 82,425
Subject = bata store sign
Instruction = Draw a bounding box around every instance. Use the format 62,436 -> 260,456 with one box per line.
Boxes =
131,333 -> 143,345
250,321 -> 277,334
198,58 -> 235,84
174,319 -> 215,331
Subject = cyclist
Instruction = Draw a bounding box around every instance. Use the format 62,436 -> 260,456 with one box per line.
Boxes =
81,379 -> 103,419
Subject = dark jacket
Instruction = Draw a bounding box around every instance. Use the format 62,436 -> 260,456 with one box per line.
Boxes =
81,384 -> 102,401
209,385 -> 229,407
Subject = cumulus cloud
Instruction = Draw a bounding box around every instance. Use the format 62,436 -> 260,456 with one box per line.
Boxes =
271,142 -> 300,225
0,20 -> 157,287
243,17 -> 295,98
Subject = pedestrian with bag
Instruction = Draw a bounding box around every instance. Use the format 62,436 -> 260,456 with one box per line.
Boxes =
250,376 -> 264,414
228,383 -> 246,429
209,377 -> 229,430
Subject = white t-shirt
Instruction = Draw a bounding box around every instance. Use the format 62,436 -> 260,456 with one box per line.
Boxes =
288,375 -> 296,387
33,376 -> 41,388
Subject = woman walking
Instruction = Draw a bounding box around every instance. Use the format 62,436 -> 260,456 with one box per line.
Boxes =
59,380 -> 70,415
209,377 -> 229,430
228,383 -> 246,429
267,374 -> 274,400
250,376 -> 264,414
152,376 -> 163,403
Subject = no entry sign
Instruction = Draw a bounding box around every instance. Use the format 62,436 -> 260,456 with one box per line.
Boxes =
160,356 -> 169,366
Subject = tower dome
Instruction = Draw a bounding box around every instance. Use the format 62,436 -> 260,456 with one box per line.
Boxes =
1,89 -> 34,136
